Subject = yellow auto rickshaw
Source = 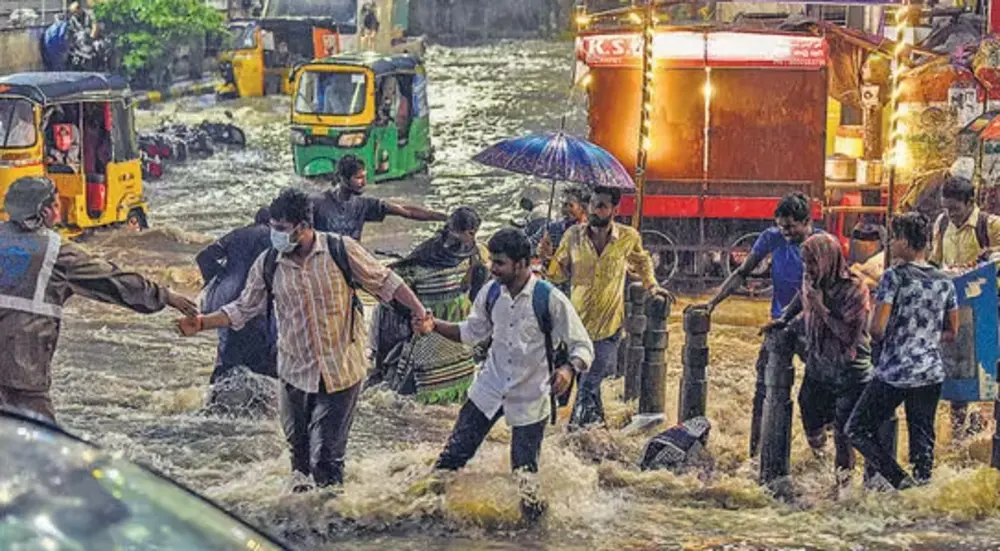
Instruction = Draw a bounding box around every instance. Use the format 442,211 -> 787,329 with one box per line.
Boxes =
218,18 -> 344,98
0,72 -> 148,237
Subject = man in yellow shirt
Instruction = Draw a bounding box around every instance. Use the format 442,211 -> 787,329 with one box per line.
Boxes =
548,186 -> 667,427
929,176 -> 1000,439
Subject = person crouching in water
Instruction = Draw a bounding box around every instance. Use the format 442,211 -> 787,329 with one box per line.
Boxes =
766,233 -> 873,483
196,207 -> 277,389
413,229 -> 593,521
179,188 -> 428,490
847,212 -> 959,489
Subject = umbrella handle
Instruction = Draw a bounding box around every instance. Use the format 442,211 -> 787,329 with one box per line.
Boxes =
544,180 -> 558,226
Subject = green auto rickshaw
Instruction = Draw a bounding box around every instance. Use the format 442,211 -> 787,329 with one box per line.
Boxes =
289,53 -> 433,181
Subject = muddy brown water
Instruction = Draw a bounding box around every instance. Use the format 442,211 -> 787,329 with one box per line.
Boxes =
43,41 -> 1000,550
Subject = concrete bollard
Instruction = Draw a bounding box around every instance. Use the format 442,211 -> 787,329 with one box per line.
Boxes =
759,327 -> 796,486
679,306 -> 710,422
639,294 -> 670,415
623,283 -> 649,402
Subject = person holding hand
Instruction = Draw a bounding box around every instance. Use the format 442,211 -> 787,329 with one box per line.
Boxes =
413,228 -> 593,522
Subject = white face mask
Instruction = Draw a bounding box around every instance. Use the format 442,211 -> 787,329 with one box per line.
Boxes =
270,228 -> 298,254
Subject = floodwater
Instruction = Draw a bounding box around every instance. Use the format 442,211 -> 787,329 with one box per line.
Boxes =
49,41 -> 1000,550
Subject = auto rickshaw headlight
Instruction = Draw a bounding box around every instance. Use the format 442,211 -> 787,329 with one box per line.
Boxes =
290,129 -> 307,146
337,132 -> 366,147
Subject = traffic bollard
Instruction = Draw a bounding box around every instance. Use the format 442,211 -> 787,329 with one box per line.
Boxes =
759,327 -> 796,486
679,305 -> 710,422
624,283 -> 648,402
639,294 -> 670,415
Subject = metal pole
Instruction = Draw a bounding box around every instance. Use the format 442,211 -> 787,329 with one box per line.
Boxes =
679,305 -> 710,422
884,1 -> 913,268
632,0 -> 655,231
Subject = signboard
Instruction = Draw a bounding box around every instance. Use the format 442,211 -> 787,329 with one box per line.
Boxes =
941,262 -> 999,402
576,31 -> 827,68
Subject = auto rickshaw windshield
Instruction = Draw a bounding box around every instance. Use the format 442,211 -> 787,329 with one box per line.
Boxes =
230,22 -> 256,49
0,99 -> 36,148
294,70 -> 367,116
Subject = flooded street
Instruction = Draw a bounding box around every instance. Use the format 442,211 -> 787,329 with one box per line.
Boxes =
47,41 -> 1000,550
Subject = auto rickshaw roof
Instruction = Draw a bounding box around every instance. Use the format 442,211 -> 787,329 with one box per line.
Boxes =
308,53 -> 422,76
0,72 -> 131,104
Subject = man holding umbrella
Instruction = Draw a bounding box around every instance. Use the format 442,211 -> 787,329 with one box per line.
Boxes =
472,132 -> 662,429
547,185 -> 669,428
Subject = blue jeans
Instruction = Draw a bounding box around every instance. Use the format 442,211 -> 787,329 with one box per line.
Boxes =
571,332 -> 621,427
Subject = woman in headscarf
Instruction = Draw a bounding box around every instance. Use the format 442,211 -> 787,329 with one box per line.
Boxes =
369,207 -> 489,403
766,232 -> 873,479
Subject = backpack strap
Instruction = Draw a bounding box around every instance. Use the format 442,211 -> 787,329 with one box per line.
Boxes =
484,280 -> 502,322
327,234 -> 363,343
976,210 -> 991,251
262,248 -> 279,301
532,279 -> 557,425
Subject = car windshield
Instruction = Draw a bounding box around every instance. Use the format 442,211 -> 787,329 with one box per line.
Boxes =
0,413 -> 287,551
0,99 -> 36,148
295,70 -> 367,116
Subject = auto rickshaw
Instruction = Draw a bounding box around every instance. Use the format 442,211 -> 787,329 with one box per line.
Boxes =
0,72 -> 148,236
289,53 -> 433,181
218,18 -> 347,98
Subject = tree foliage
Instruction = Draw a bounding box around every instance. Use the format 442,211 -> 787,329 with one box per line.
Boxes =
93,0 -> 225,84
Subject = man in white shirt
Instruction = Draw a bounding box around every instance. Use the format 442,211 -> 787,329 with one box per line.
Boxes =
414,228 -> 593,521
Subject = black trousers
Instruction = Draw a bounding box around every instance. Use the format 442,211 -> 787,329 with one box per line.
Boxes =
798,375 -> 868,472
846,378 -> 941,488
435,400 -> 546,473
279,380 -> 362,487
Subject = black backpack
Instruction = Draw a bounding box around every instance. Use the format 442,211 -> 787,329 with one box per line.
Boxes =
262,234 -> 364,342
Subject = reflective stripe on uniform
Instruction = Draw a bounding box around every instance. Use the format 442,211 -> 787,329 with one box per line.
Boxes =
0,230 -> 63,319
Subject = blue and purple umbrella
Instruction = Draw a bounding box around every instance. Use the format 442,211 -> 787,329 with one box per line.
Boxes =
473,131 -> 635,226
472,131 -> 635,190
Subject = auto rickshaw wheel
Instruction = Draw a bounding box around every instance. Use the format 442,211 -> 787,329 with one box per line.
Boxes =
126,209 -> 149,231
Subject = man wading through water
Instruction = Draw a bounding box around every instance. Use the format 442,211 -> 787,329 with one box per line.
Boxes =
413,229 -> 593,521
196,207 -> 277,390
178,188 -> 427,490
0,177 -> 198,422
698,192 -> 819,456
547,185 -> 668,428
311,154 -> 446,241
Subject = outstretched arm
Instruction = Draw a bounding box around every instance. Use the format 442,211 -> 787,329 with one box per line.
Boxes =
60,241 -> 197,316
385,201 -> 447,222
705,251 -> 764,312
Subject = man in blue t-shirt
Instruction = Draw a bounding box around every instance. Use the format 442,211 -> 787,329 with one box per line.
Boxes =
700,192 -> 817,456
846,212 -> 958,489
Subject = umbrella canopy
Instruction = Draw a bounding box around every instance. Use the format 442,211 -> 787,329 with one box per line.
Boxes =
472,131 -> 635,190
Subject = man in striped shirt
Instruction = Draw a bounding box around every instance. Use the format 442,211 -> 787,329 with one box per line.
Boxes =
178,188 -> 427,489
